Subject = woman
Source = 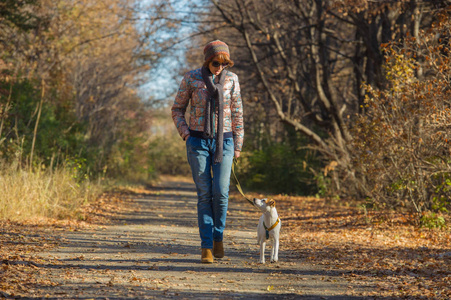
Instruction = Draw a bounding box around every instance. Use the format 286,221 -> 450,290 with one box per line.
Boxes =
171,40 -> 244,263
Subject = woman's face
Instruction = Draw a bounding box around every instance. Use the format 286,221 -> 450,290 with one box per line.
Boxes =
208,57 -> 228,76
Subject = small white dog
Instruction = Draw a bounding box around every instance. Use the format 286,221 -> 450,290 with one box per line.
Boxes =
253,198 -> 281,263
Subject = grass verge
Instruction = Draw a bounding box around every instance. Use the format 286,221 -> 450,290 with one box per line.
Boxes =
0,163 -> 103,222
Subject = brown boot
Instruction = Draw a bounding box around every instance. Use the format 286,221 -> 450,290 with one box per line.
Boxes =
213,241 -> 224,258
201,248 -> 213,263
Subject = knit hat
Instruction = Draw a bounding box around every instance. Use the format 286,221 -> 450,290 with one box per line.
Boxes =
203,40 -> 230,62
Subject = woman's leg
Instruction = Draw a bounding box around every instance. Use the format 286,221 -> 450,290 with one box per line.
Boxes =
211,137 -> 234,242
186,137 -> 214,249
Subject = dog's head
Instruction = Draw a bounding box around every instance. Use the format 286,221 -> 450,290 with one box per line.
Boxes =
253,198 -> 276,213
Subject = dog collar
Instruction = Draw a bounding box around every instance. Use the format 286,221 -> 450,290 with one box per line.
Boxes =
263,218 -> 280,239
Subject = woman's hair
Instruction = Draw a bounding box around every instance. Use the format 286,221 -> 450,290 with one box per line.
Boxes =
203,53 -> 235,68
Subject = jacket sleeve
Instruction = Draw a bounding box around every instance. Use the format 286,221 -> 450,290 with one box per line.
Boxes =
230,74 -> 244,151
171,73 -> 191,140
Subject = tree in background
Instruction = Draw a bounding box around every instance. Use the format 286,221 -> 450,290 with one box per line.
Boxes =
352,12 -> 451,223
192,0 -> 448,199
139,0 -> 450,199
0,0 -> 179,181
0,0 -> 38,32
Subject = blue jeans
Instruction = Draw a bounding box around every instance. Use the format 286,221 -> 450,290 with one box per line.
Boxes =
186,136 -> 234,249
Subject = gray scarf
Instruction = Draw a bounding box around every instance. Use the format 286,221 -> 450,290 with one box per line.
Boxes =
201,66 -> 226,164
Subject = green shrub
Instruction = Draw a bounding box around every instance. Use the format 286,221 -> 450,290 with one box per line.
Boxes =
420,212 -> 447,229
147,133 -> 191,177
234,143 -> 320,195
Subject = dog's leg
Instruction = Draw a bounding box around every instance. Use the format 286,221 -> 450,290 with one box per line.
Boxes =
259,240 -> 266,264
270,239 -> 275,262
271,238 -> 279,263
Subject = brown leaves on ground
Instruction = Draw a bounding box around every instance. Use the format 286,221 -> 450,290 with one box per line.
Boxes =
78,189 -> 134,224
232,192 -> 450,299
0,221 -> 60,298
0,189 -> 131,298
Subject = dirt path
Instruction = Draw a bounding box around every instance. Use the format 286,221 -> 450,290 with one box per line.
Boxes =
33,178 -> 370,299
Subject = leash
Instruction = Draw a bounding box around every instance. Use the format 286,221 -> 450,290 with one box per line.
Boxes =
231,158 -> 255,207
232,159 -> 279,238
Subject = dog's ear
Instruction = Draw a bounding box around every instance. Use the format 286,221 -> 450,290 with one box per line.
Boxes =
267,199 -> 276,207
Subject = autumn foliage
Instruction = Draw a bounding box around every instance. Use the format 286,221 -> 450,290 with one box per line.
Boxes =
351,13 -> 451,222
0,0 -> 158,177
2,0 -> 451,225
0,0 -> 174,220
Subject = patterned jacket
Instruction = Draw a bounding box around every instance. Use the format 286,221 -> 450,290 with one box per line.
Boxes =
171,68 -> 244,151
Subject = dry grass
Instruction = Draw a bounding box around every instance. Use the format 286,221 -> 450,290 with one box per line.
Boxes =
0,163 -> 103,222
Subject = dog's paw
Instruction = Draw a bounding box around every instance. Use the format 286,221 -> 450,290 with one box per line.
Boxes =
259,260 -> 265,264
270,259 -> 278,263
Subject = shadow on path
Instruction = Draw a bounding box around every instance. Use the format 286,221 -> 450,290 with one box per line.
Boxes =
31,179 -> 373,299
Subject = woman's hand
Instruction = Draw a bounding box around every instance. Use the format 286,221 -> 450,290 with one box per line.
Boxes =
234,150 -> 240,158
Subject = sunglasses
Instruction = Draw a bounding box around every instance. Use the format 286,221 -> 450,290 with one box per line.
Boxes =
211,61 -> 229,68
